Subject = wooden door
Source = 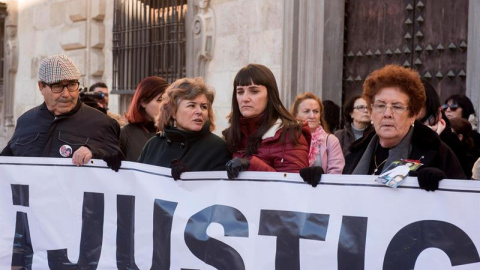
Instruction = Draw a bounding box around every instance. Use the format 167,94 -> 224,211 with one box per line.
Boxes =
343,0 -> 468,106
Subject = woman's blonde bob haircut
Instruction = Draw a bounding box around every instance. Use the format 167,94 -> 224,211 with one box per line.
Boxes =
156,77 -> 216,132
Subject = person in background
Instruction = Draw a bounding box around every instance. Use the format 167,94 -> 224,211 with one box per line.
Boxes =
472,158 -> 480,180
138,77 -> 230,179
334,95 -> 373,156
90,82 -> 127,126
0,54 -> 123,171
322,100 -> 341,133
443,94 -> 480,156
120,76 -> 169,161
343,65 -> 465,191
450,117 -> 478,179
417,80 -> 469,177
291,92 -> 344,174
90,82 -> 109,109
223,64 -> 310,181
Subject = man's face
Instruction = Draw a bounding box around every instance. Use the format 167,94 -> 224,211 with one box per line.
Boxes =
39,80 -> 79,116
93,87 -> 109,108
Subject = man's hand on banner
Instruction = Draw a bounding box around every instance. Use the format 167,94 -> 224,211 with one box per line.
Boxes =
170,159 -> 188,180
300,166 -> 324,187
102,150 -> 125,172
411,167 -> 446,191
226,157 -> 250,179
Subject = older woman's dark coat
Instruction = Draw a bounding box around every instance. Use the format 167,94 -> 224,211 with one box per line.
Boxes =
343,121 -> 466,179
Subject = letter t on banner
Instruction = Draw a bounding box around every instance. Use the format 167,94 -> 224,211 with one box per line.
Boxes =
258,210 -> 329,270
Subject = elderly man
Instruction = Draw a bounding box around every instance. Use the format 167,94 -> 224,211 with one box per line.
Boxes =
1,54 -> 123,171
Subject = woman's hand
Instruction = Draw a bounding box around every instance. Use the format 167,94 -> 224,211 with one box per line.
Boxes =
170,159 -> 188,180
416,167 -> 447,191
225,158 -> 250,179
300,166 -> 324,187
435,118 -> 446,135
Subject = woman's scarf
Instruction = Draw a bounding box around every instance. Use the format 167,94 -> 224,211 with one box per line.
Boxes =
308,126 -> 327,166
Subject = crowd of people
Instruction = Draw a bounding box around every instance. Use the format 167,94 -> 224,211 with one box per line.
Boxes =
2,55 -> 480,191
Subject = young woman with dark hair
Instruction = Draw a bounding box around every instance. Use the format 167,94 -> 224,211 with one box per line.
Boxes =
443,94 -> 480,156
223,64 -> 310,179
120,76 -> 169,161
416,80 -> 469,177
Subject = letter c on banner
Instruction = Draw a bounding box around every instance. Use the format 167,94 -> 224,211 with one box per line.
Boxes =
184,205 -> 249,270
383,220 -> 480,269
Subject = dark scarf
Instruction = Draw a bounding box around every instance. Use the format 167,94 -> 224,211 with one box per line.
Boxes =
352,125 -> 414,175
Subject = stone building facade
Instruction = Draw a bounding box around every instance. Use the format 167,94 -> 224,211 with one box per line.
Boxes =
0,0 -> 479,149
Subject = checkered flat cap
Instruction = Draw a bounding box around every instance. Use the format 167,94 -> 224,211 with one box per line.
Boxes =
38,54 -> 81,84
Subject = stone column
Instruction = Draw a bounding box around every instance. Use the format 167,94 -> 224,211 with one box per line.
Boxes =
186,0 -> 215,78
281,0 -> 345,108
3,0 -> 17,128
467,0 -> 480,131
60,0 -> 106,87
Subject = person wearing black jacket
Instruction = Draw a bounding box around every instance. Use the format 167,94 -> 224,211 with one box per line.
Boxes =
0,54 -> 123,171
343,65 -> 465,191
138,77 -> 231,179
417,80 -> 470,178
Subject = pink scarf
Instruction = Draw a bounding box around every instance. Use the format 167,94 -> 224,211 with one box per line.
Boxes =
308,126 -> 327,166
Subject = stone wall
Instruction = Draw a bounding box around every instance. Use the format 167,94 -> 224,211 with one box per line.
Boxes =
0,0 -> 115,149
205,0 -> 284,135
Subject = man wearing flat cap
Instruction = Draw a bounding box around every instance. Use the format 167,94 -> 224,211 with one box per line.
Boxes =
1,54 -> 123,171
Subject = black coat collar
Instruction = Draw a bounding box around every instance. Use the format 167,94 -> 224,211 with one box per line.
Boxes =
350,121 -> 440,155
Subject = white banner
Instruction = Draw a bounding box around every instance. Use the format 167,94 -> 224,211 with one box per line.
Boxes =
1,157 -> 479,270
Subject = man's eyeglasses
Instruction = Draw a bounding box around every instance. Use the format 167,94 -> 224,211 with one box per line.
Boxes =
371,103 -> 409,114
353,105 -> 368,111
441,103 -> 459,111
47,81 -> 80,93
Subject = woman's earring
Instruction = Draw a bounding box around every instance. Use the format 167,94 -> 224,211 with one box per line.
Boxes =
412,122 -> 415,127
173,119 -> 177,128
371,120 -> 374,124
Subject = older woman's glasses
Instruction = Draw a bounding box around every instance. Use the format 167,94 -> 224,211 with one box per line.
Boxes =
371,103 -> 409,114
353,105 -> 368,111
441,103 -> 459,111
48,81 -> 80,93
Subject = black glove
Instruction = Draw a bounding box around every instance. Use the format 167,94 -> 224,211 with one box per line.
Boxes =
415,167 -> 447,191
300,166 -> 324,187
170,159 -> 188,180
102,150 -> 125,172
225,158 -> 250,179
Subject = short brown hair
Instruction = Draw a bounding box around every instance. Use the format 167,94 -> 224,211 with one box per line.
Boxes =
157,77 -> 215,132
362,65 -> 425,117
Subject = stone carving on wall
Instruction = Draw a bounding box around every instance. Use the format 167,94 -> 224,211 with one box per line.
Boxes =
192,0 -> 215,77
3,1 -> 18,127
